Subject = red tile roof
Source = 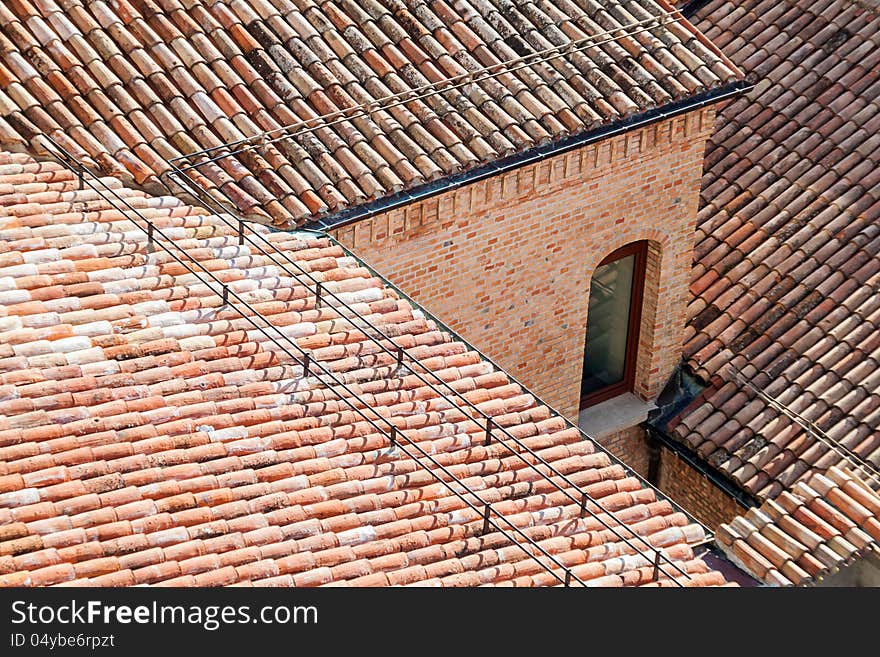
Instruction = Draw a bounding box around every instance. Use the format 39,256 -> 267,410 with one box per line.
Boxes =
670,0 -> 880,500
0,150 -> 729,587
716,466 -> 880,586
0,0 -> 740,227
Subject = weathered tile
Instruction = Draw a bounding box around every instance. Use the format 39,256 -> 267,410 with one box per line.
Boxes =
0,151 -> 725,587
0,0 -> 740,227
671,0 -> 880,501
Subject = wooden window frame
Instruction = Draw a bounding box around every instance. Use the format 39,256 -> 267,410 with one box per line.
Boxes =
579,241 -> 648,408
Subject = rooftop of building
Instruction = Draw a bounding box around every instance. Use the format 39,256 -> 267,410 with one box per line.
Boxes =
666,0 -> 880,501
716,466 -> 880,586
0,0 -> 741,228
0,148 -> 732,587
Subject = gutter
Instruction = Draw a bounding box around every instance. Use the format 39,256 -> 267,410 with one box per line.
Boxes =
308,79 -> 751,232
644,423 -> 759,510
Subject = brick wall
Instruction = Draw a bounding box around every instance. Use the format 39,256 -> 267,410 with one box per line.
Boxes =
594,425 -> 650,478
333,107 -> 717,419
656,446 -> 744,530
590,426 -> 743,531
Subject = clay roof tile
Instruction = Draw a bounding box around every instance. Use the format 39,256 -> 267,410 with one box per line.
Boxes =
0,150 -> 723,587
0,0 -> 739,227
674,0 -> 880,502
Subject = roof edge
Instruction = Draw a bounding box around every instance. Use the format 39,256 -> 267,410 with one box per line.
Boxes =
678,0 -> 713,17
644,423 -> 759,511
307,79 -> 752,232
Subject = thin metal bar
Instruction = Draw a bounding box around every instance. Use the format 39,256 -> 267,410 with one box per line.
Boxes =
315,282 -> 323,310
652,550 -> 662,582
485,417 -> 493,447
396,434 -> 586,587
482,504 -> 492,535
729,363 -> 880,489
166,169 -> 719,567
164,163 -> 695,585
39,135 -> 586,587
40,164 -> 305,371
393,346 -> 406,377
688,537 -> 716,550
169,13 -> 685,171
308,82 -> 749,234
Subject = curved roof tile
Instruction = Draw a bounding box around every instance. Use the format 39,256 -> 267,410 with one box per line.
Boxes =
0,149 -> 729,587
0,0 -> 740,226
673,0 -> 880,500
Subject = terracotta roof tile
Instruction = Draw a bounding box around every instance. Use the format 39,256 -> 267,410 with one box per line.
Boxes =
0,150 -> 726,587
0,0 -> 740,226
717,466 -> 880,585
672,0 -> 880,500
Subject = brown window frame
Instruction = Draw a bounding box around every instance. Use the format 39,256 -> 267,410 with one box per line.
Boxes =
579,241 -> 648,408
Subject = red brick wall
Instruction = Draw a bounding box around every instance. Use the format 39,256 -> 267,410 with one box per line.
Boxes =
656,446 -> 744,530
594,425 -> 651,479
589,426 -> 743,531
333,107 -> 717,419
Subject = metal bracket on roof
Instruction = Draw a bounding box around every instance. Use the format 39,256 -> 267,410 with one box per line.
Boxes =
482,504 -> 492,535
364,101 -> 381,116
393,347 -> 406,377
485,417 -> 494,446
652,550 -> 662,582
302,352 -> 311,378
315,282 -> 323,309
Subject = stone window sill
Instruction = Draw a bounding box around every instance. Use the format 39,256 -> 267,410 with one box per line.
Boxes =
577,392 -> 656,438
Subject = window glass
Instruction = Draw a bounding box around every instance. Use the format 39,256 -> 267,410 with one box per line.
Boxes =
581,253 -> 636,399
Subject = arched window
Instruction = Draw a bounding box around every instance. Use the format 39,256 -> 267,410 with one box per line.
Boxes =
580,241 -> 648,408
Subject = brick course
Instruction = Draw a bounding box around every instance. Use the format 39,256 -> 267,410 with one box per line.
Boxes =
333,108 -> 718,419
594,425 -> 651,478
656,447 -> 744,530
